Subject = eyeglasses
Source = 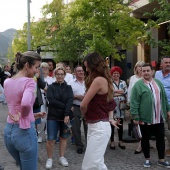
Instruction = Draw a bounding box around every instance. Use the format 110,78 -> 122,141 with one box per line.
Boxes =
41,67 -> 49,69
56,73 -> 65,76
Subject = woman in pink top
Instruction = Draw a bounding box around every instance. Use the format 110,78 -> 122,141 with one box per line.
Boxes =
81,52 -> 119,170
3,51 -> 46,170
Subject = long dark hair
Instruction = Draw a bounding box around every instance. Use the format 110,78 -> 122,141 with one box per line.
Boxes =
82,52 -> 113,101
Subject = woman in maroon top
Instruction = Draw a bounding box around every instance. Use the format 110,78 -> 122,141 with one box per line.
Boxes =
80,52 -> 119,170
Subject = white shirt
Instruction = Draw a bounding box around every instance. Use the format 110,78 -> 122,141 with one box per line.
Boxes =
127,75 -> 141,103
41,76 -> 54,94
68,78 -> 85,106
44,76 -> 54,85
64,73 -> 74,83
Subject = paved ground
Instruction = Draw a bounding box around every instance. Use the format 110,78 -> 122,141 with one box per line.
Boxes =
0,103 -> 169,170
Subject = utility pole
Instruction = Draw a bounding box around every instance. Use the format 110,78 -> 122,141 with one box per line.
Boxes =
27,0 -> 31,50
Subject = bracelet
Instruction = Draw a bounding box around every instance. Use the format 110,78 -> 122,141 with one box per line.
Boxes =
109,118 -> 113,121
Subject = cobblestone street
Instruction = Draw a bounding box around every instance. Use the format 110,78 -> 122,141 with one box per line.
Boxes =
0,104 -> 168,170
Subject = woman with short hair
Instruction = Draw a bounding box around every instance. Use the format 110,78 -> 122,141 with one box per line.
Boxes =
109,66 -> 127,150
45,67 -> 73,169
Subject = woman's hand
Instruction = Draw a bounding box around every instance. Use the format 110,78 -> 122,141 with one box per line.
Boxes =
109,119 -> 122,129
8,110 -> 21,122
34,112 -> 47,119
71,107 -> 74,112
133,120 -> 139,125
64,116 -> 70,124
38,112 -> 47,118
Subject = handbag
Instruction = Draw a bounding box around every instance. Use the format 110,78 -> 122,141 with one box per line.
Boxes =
133,124 -> 142,140
119,100 -> 127,110
119,93 -> 127,110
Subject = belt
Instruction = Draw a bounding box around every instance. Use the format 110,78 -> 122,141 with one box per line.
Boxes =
73,104 -> 80,107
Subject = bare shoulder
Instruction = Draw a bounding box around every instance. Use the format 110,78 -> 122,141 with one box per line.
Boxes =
94,77 -> 107,83
92,77 -> 108,91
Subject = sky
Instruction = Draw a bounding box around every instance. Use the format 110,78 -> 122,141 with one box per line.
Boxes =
0,0 -> 53,32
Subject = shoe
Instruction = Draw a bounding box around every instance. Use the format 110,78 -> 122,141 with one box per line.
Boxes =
157,160 -> 170,168
38,137 -> 42,143
2,101 -> 7,105
71,136 -> 75,145
0,164 -> 4,170
134,150 -> 142,154
55,137 -> 60,143
118,143 -> 125,149
59,157 -> 68,167
77,148 -> 83,154
166,149 -> 170,157
143,160 -> 151,168
46,158 -> 53,169
110,145 -> 115,150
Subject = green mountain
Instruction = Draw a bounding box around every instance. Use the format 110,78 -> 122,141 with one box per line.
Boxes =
0,29 -> 16,65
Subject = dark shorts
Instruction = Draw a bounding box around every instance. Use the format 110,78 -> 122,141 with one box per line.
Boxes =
47,120 -> 70,140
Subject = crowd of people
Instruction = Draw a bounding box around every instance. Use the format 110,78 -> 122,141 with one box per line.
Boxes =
1,51 -> 170,169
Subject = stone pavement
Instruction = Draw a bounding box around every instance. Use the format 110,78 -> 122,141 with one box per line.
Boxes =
0,103 -> 168,170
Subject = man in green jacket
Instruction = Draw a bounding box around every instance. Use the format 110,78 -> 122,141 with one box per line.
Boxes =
130,63 -> 170,168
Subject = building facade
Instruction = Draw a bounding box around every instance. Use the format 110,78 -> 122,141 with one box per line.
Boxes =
129,0 -> 169,70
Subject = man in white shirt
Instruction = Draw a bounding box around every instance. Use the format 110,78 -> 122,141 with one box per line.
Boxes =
68,65 -> 87,154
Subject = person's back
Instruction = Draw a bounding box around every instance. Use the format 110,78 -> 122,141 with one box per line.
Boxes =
80,52 -> 118,170
4,77 -> 35,128
86,92 -> 110,123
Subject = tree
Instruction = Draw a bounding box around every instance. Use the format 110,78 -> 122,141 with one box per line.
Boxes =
144,0 -> 170,56
12,0 -> 146,62
60,0 -> 146,60
11,19 -> 50,59
40,0 -> 146,61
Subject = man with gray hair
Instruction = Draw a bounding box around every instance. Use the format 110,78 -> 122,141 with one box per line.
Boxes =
155,56 -> 170,157
68,65 -> 87,154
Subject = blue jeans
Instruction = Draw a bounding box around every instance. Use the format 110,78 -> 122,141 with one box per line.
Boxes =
4,122 -> 38,170
47,120 -> 70,140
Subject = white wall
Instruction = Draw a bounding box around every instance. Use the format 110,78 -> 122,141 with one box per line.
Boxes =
129,0 -> 149,10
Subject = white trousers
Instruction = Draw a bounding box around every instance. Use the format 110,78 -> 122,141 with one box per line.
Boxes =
82,121 -> 111,170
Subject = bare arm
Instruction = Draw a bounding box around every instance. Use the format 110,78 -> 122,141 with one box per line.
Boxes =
114,89 -> 124,96
74,95 -> 84,101
8,111 -> 47,122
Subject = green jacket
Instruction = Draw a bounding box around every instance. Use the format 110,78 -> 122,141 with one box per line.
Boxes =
130,78 -> 170,123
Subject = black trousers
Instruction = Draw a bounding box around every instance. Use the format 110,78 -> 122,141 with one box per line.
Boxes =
110,118 -> 123,141
140,123 -> 165,159
72,106 -> 87,149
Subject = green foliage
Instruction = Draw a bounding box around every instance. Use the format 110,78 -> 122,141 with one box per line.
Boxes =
12,0 -> 146,62
145,0 -> 170,57
53,0 -> 145,61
